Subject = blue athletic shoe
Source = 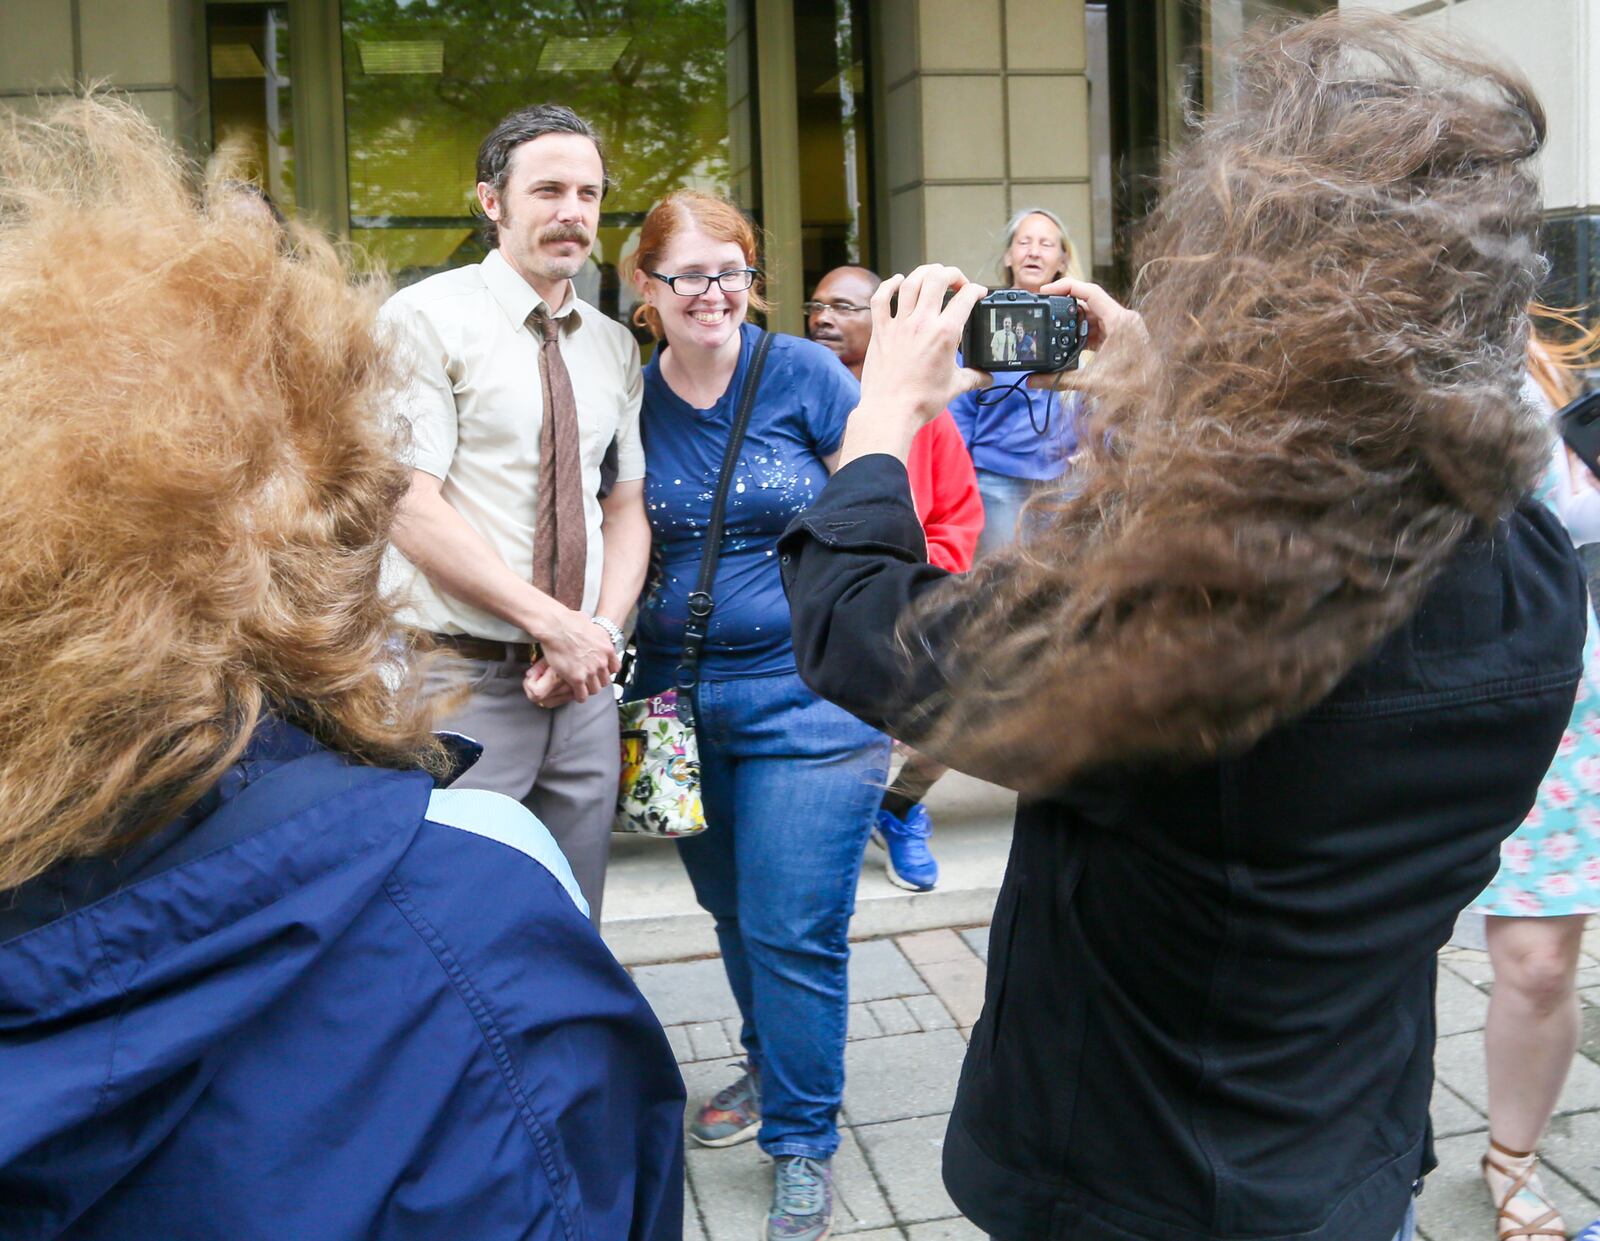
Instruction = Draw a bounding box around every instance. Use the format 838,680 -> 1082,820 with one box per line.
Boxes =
873,804 -> 939,891
689,1060 -> 760,1147
1574,1218 -> 1600,1241
766,1155 -> 833,1241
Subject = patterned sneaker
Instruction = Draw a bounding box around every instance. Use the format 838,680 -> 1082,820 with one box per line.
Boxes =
689,1060 -> 760,1148
872,804 -> 939,891
764,1155 -> 833,1241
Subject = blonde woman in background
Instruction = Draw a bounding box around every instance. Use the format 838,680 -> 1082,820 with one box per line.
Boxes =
948,206 -> 1086,557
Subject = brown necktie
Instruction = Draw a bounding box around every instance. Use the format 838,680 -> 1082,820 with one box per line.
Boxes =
530,309 -> 587,611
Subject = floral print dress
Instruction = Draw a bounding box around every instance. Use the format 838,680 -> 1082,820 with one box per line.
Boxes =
1471,435 -> 1600,918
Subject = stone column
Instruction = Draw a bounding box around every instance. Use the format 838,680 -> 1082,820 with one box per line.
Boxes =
1,0 -> 199,148
873,0 -> 1092,283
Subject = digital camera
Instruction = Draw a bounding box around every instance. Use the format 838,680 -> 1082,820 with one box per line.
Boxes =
962,289 -> 1089,373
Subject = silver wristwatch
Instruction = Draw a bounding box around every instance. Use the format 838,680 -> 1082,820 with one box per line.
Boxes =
590,614 -> 626,655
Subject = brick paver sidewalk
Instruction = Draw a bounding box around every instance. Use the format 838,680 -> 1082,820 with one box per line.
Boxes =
631,925 -> 1600,1240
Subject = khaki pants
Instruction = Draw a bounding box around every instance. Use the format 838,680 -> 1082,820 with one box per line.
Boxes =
426,655 -> 619,923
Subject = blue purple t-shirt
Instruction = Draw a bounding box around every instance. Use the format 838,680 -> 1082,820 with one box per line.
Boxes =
948,354 -> 1083,482
634,325 -> 858,685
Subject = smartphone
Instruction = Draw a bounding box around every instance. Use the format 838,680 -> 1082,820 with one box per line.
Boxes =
1558,388 -> 1600,478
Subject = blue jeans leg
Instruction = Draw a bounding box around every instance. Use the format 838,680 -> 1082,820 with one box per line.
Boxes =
974,469 -> 1038,559
675,720 -> 759,1060
675,671 -> 890,1160
1392,1195 -> 1417,1241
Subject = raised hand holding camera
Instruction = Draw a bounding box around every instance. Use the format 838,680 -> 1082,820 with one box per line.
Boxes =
840,265 -> 989,467
1023,275 -> 1143,391
1042,276 -> 1140,350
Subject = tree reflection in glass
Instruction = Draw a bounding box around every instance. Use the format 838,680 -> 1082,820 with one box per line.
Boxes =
342,0 -> 748,301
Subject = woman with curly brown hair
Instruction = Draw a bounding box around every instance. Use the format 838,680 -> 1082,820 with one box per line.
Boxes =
0,98 -> 681,1240
780,13 -> 1584,1241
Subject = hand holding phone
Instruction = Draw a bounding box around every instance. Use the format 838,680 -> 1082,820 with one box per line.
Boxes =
1557,388 -> 1600,479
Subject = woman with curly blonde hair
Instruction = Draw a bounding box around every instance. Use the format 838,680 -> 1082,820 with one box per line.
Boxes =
0,98 -> 681,1240
783,12 -> 1584,1241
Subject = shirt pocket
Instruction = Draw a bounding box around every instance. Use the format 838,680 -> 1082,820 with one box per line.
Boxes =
564,365 -> 622,467
736,450 -> 785,489
737,451 -> 826,510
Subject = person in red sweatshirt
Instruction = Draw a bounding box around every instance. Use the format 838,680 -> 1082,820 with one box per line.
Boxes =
806,266 -> 983,889
807,267 -> 983,570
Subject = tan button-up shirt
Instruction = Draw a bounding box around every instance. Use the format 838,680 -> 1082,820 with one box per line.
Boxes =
380,250 -> 645,638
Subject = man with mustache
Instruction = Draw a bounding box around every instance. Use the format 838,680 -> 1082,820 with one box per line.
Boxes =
381,104 -> 650,921
990,314 -> 1017,364
805,263 -> 982,576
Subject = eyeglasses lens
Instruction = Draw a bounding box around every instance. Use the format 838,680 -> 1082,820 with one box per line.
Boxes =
664,270 -> 756,296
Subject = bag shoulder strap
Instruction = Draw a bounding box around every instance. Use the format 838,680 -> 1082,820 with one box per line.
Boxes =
675,329 -> 776,704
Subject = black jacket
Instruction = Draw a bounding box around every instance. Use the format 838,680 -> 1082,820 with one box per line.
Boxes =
779,454 -> 1585,1241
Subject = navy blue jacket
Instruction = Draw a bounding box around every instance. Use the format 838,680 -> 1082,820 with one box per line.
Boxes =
0,721 -> 684,1241
781,454 -> 1585,1241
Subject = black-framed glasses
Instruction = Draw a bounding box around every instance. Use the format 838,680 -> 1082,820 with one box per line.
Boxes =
648,268 -> 760,296
802,300 -> 871,316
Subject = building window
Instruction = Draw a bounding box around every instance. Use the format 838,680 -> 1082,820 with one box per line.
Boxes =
1098,0 -> 1334,290
206,2 -> 296,214
338,0 -> 757,323
793,0 -> 874,292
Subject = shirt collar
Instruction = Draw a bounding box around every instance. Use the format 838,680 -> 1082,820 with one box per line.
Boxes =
480,249 -> 584,333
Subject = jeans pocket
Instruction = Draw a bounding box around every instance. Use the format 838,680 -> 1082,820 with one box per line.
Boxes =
764,674 -> 876,751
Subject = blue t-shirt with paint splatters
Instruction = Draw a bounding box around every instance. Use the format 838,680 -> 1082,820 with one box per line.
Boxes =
634,325 -> 858,683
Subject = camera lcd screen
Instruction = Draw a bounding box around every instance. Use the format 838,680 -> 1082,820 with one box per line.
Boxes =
981,304 -> 1048,367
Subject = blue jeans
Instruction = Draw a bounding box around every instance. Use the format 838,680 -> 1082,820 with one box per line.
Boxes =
975,468 -> 1039,558
1394,1195 -> 1417,1241
676,670 -> 890,1159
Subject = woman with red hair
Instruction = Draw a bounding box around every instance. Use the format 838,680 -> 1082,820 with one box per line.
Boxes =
625,190 -> 890,1241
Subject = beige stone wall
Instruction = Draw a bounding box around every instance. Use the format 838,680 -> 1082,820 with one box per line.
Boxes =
1,0 -> 199,147
1339,0 -> 1593,213
873,0 -> 1091,285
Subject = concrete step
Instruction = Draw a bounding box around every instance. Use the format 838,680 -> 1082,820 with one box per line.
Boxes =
601,769 -> 1017,966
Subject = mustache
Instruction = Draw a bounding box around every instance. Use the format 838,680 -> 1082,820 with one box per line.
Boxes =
539,224 -> 592,246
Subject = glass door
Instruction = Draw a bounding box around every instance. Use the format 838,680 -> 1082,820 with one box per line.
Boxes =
792,0 -> 875,295
338,0 -> 758,330
205,2 -> 298,215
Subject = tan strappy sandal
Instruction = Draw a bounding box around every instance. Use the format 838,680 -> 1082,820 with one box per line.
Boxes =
1482,1139 -> 1567,1240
